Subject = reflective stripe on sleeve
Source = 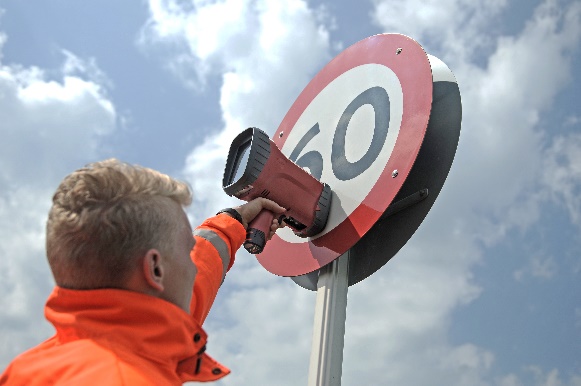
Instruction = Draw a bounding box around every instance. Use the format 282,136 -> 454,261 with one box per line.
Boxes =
193,229 -> 231,281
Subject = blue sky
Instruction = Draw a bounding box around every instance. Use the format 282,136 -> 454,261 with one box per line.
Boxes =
1,1 -> 580,385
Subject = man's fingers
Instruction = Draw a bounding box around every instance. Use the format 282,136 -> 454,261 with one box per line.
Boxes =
234,198 -> 286,226
266,217 -> 286,241
258,197 -> 286,214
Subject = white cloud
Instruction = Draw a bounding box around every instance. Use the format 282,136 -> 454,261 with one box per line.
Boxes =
439,0 -> 580,238
541,132 -> 581,226
500,368 -> 581,386
0,53 -> 115,188
141,0 -> 581,384
523,366 -> 581,386
367,0 -> 580,383
141,0 -> 331,223
207,278 -> 315,385
371,0 -> 508,65
0,30 -> 5,62
0,39 -> 116,365
514,255 -> 558,281
498,373 -> 524,386
564,115 -> 580,126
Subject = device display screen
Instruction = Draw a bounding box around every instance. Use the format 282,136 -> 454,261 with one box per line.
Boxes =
232,140 -> 251,184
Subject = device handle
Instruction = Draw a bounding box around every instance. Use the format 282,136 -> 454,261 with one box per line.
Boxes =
244,209 -> 275,254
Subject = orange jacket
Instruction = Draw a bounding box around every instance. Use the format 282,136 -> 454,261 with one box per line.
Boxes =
0,214 -> 245,385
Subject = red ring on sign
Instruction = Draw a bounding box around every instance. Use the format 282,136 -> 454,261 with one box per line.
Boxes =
257,34 -> 433,276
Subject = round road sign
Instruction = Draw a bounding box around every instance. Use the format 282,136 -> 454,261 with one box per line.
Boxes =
256,34 -> 433,277
292,54 -> 462,290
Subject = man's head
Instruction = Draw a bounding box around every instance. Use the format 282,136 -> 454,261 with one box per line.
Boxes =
46,159 -> 197,311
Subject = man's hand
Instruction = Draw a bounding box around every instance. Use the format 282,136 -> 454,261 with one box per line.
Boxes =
234,198 -> 286,240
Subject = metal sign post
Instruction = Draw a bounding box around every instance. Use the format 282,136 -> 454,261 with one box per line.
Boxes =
308,251 -> 350,386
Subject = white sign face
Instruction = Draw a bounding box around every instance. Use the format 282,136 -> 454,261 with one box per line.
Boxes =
258,33 -> 434,277
277,64 -> 403,243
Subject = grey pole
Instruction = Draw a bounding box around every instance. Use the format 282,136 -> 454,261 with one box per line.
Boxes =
307,250 -> 350,386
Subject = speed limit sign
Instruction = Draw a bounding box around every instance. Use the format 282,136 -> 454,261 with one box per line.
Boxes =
256,34 -> 437,277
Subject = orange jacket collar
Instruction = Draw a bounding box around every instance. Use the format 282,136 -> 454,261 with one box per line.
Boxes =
45,286 -> 228,381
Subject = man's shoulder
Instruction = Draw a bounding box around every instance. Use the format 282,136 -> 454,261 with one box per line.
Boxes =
2,338 -> 165,386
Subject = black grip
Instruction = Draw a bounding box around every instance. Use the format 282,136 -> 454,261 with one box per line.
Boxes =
244,228 -> 267,254
244,210 -> 275,254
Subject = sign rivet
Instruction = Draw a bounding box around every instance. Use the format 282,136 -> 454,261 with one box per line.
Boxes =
279,131 -> 284,138
396,48 -> 403,55
392,170 -> 398,178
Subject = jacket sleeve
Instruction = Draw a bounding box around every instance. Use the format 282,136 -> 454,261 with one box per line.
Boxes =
189,214 -> 246,325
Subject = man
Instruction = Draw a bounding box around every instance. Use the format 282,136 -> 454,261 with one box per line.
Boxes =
0,158 -> 286,385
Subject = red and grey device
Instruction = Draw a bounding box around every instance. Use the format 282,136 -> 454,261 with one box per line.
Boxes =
223,127 -> 332,254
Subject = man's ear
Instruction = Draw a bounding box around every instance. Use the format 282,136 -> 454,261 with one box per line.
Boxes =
143,249 -> 164,292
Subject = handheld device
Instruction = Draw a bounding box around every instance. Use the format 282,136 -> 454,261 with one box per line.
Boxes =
223,127 -> 332,254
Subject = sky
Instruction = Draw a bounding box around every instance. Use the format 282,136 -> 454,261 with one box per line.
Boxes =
0,0 -> 580,385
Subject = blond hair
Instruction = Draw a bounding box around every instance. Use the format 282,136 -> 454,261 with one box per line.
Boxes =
46,159 -> 192,289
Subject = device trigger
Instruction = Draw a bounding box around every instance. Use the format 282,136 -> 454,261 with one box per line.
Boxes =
277,215 -> 286,225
